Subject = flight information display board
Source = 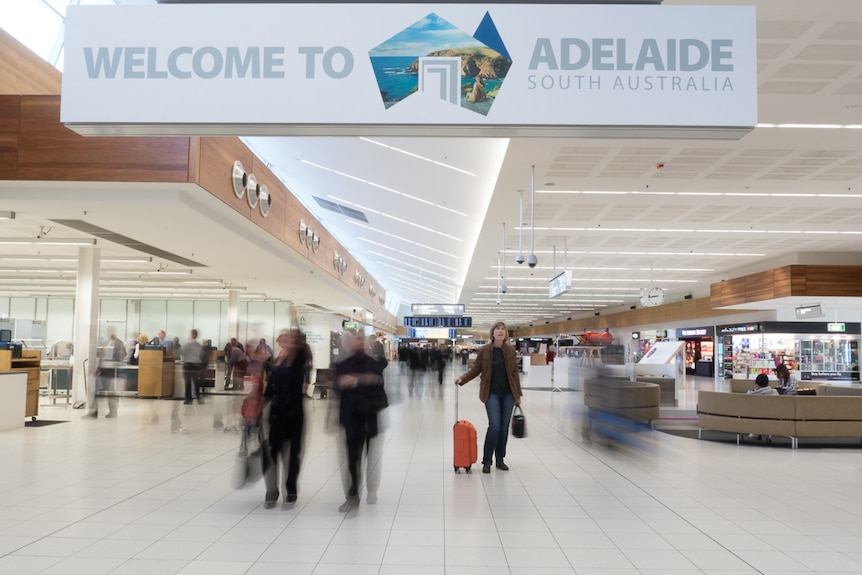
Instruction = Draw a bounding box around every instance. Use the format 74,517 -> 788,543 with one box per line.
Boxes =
403,316 -> 472,328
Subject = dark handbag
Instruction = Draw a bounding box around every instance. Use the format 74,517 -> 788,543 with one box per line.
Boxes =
511,405 -> 526,438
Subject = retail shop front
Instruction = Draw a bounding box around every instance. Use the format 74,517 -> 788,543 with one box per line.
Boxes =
677,326 -> 715,378
717,322 -> 861,383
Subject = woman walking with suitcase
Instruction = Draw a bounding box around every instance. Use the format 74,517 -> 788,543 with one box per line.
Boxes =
455,321 -> 522,473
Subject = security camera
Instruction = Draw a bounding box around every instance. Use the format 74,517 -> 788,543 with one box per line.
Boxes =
515,253 -> 525,264
499,283 -> 507,294
526,254 -> 537,268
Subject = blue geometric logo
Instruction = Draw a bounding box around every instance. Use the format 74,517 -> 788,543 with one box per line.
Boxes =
369,12 -> 512,116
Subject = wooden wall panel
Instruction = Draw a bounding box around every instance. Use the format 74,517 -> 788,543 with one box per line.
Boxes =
16,96 -> 191,182
789,265 -> 808,295
314,225 -> 346,284
773,265 -> 793,298
250,156 -> 286,241
718,277 -> 747,307
0,95 -> 19,179
745,269 -> 776,301
275,176 -> 312,255
197,137 -> 254,218
511,296 -> 745,338
802,265 -> 862,297
710,264 -> 862,306
193,139 -> 393,321
0,29 -> 62,95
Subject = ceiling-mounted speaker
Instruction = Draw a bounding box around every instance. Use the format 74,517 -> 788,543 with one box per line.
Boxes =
232,160 -> 246,198
258,185 -> 271,217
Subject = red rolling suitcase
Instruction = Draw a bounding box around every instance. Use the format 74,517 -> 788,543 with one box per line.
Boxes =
453,384 -> 478,473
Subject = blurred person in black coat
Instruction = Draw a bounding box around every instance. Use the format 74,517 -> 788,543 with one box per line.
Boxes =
262,329 -> 308,508
334,330 -> 388,509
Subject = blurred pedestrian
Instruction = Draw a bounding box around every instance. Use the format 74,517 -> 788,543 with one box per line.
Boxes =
227,342 -> 248,390
262,329 -> 308,508
181,329 -> 205,405
334,330 -> 388,509
431,343 -> 445,385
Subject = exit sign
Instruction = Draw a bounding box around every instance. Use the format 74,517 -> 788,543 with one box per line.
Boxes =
827,323 -> 846,332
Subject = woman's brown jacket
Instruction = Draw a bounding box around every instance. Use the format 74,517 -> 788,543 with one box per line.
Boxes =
456,342 -> 522,403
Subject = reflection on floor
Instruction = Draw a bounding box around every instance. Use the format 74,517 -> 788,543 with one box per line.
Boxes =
3,363 -> 861,575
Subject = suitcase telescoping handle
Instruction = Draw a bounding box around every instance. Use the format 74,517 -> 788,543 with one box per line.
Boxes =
455,380 -> 460,423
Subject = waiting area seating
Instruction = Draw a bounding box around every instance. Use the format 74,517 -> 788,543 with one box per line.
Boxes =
583,376 -> 661,426
312,368 -> 336,398
697,385 -> 862,449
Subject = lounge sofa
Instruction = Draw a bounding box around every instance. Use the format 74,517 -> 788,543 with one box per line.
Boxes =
583,377 -> 660,425
697,389 -> 862,448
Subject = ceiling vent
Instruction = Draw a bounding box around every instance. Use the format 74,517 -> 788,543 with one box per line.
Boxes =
312,196 -> 368,223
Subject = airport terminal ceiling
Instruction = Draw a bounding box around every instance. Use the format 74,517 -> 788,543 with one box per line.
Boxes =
2,0 -> 862,330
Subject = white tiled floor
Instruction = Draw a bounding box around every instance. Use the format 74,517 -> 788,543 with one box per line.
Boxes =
3,365 -> 862,574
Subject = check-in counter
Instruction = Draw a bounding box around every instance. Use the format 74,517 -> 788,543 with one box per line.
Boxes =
137,349 -> 175,398
0,371 -> 27,430
0,349 -> 41,418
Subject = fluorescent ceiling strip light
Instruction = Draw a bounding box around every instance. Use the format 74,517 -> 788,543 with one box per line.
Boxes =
302,159 -> 467,217
359,137 -> 477,177
536,190 -> 862,199
389,275 -> 457,294
359,237 -> 458,272
388,279 -> 453,300
330,195 -> 462,242
374,261 -> 459,290
0,238 -> 96,246
346,220 -> 460,259
367,251 -> 454,282
387,271 -> 454,291
102,270 -> 192,276
492,246 -> 765,257
0,269 -> 76,273
480,278 -> 698,286
389,285 -> 454,303
525,224 -> 849,237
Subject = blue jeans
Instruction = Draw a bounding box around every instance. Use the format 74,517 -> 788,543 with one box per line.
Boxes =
484,392 -> 516,464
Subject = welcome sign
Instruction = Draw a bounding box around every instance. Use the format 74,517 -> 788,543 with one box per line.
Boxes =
61,4 -> 756,137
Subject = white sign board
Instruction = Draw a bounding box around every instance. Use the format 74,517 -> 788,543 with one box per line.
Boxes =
638,340 -> 685,365
548,270 -> 572,299
61,4 -> 757,137
412,303 -> 465,316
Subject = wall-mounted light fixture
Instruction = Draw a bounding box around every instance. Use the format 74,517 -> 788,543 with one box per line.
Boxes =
0,211 -> 15,220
